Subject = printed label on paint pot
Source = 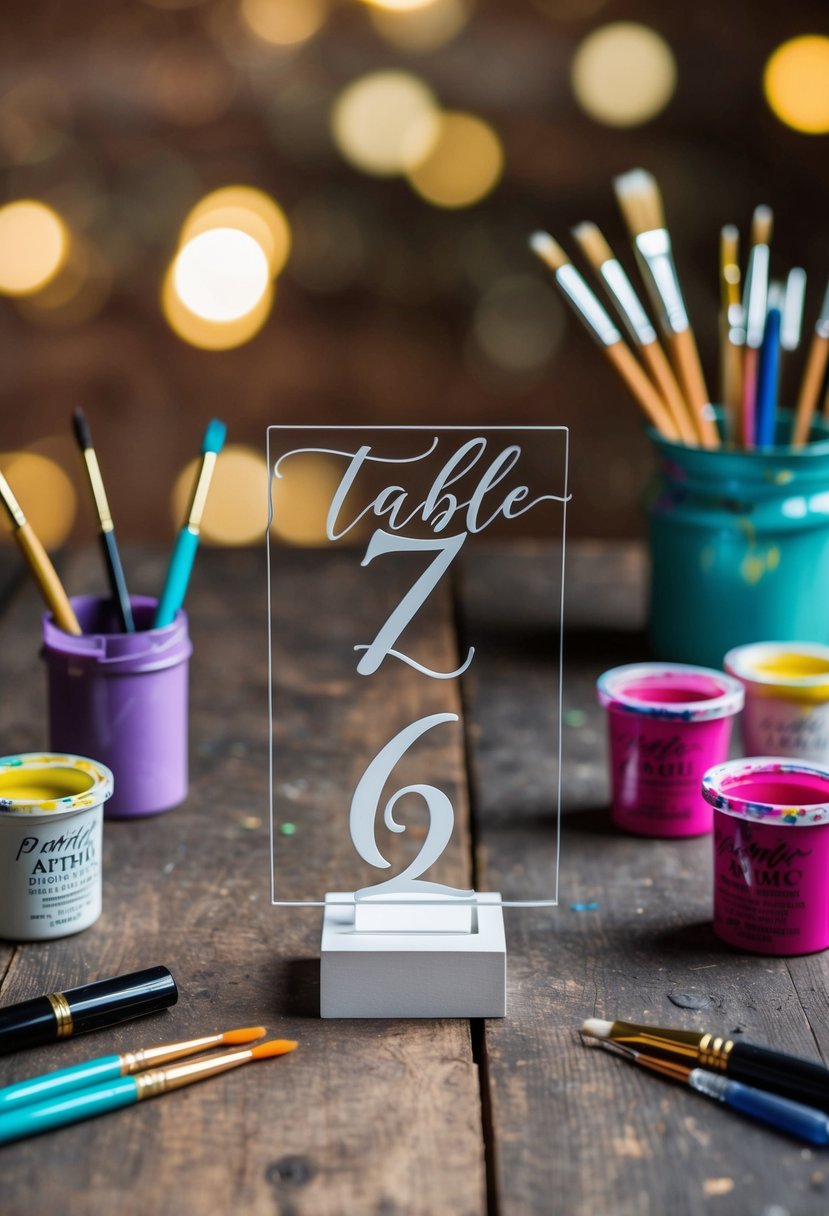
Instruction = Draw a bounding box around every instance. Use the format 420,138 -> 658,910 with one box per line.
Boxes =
15,820 -> 100,932
750,708 -> 829,758
614,728 -> 703,822
714,826 -> 812,948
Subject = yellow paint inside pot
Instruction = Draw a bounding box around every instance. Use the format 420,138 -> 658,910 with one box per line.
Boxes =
738,650 -> 829,703
754,655 -> 829,679
0,768 -> 95,802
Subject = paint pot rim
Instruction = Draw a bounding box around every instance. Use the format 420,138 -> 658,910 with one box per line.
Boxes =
702,756 -> 829,825
725,641 -> 829,701
596,662 -> 744,722
0,753 -> 114,817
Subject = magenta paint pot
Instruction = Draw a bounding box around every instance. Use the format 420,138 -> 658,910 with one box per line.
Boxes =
703,757 -> 829,955
597,663 -> 744,837
42,596 -> 192,819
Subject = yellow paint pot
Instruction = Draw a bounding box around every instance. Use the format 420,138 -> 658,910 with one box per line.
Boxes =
725,642 -> 829,764
0,753 -> 113,941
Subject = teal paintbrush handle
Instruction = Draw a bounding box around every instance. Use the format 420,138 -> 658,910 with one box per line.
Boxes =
0,1075 -> 137,1144
0,1054 -> 122,1112
154,527 -> 199,628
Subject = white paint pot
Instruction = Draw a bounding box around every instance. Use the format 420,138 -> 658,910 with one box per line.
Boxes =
0,753 -> 113,941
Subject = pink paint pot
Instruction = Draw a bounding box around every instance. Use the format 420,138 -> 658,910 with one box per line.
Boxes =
597,663 -> 744,838
703,757 -> 829,955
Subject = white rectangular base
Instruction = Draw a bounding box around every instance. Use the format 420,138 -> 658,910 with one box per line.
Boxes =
320,892 -> 506,1019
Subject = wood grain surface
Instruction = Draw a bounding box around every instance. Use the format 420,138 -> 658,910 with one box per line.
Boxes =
1,543 -> 828,1216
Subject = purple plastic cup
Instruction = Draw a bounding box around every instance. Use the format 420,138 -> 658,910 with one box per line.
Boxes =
597,662 -> 744,838
42,596 -> 192,819
703,757 -> 829,955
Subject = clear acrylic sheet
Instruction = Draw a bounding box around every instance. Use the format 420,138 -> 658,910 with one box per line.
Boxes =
267,426 -> 568,909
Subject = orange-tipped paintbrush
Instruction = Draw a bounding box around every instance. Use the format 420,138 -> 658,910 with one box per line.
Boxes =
0,1025 -> 267,1112
0,1037 -> 297,1144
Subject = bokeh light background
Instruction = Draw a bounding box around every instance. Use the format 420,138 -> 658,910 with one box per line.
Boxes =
0,0 -> 827,547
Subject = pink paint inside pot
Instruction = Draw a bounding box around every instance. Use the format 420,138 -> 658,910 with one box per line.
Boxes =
621,673 -> 728,705
719,771 -> 829,807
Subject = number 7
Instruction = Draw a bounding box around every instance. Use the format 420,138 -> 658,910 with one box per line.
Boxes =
354,529 -> 473,678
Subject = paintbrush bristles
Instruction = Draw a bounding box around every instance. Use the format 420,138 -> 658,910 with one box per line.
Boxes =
223,1026 -> 267,1045
529,231 -> 569,272
613,169 -> 665,236
582,1018 -> 614,1038
72,407 -> 93,452
251,1039 -> 298,1059
751,205 -> 773,246
571,222 -> 614,270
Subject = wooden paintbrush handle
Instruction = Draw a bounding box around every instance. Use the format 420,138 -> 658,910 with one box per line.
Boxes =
792,336 -> 829,448
15,523 -> 81,635
668,329 -> 719,448
640,340 -> 697,445
605,341 -> 681,441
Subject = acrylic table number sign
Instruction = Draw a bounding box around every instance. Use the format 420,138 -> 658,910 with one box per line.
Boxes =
267,427 -> 568,1018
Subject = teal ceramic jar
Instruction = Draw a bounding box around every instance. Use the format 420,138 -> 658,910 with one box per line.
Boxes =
648,412 -> 829,668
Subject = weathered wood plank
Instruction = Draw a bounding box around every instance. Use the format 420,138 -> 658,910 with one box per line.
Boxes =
460,544 -> 829,1216
0,546 -> 486,1216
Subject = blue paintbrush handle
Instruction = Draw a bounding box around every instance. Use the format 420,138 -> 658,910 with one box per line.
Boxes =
154,527 -> 199,628
755,306 -> 781,448
0,1075 -> 138,1144
691,1069 -> 829,1145
0,1054 -> 122,1112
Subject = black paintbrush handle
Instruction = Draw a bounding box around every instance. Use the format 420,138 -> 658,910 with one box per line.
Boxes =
729,1041 -> 829,1113
99,529 -> 134,633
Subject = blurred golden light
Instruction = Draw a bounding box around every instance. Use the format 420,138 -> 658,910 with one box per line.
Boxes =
360,0 -> 441,10
162,262 -> 274,350
173,228 -> 270,323
0,453 -> 76,549
270,452 -> 345,546
331,71 -> 440,177
180,186 -> 291,277
172,446 -> 269,546
241,0 -> 327,46
571,22 -> 676,127
15,237 -> 112,328
368,0 -> 471,51
406,112 -> 503,208
764,36 -> 829,134
0,200 -> 68,297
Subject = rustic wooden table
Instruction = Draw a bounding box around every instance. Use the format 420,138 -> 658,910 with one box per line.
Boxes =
2,544 -> 828,1216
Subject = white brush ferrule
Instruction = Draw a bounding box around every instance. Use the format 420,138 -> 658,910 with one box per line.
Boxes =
600,260 -> 657,345
688,1069 -> 727,1101
634,230 -> 689,334
744,245 -> 770,348
556,265 -> 621,347
726,302 -> 745,345
781,268 -> 807,352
